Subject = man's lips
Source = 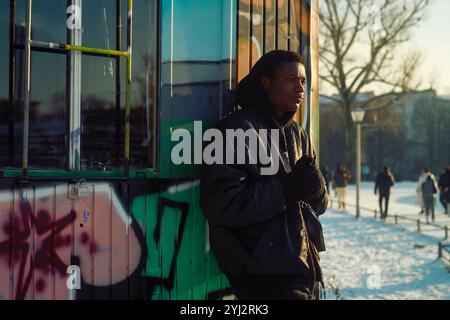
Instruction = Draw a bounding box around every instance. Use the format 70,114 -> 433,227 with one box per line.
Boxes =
294,95 -> 304,103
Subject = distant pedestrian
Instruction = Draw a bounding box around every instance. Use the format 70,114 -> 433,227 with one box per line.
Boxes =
438,166 -> 450,214
322,166 -> 332,195
421,173 -> 439,223
416,169 -> 429,215
333,163 -> 351,210
374,167 -> 395,220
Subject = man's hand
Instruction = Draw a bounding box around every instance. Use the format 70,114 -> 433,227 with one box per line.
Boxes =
279,155 -> 326,206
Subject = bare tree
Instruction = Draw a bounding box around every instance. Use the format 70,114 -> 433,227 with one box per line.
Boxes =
319,0 -> 429,164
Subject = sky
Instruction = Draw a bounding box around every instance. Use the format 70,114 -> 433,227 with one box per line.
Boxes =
410,0 -> 450,96
319,0 -> 450,97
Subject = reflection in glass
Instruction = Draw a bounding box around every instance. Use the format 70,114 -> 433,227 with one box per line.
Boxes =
31,0 -> 67,45
82,0 -> 127,52
28,51 -> 68,168
251,0 -> 264,67
1,2 -> 68,169
237,0 -> 303,83
277,0 -> 289,50
238,0 -> 251,82
1,0 -> 158,170
80,0 -> 157,170
289,0 -> 300,53
160,0 -> 236,177
129,0 -> 157,168
0,1 -> 14,167
81,55 -> 124,170
264,0 -> 276,53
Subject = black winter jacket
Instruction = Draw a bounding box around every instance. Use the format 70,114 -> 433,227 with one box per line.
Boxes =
199,73 -> 328,286
375,171 -> 395,196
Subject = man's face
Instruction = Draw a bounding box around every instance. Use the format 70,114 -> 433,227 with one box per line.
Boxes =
262,61 -> 306,115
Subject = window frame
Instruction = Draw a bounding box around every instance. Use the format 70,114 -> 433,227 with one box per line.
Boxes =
1,0 -> 160,179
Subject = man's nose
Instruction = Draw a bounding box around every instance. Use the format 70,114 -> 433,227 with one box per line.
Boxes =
295,82 -> 305,93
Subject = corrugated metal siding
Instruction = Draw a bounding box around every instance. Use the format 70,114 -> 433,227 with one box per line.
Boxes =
0,180 -> 229,300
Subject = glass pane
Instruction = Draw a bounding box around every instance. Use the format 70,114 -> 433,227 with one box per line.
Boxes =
289,0 -> 301,53
277,0 -> 289,50
82,0 -> 127,52
0,4 -> 9,98
251,0 -> 264,66
80,0 -> 157,170
160,0 -> 236,177
2,0 -> 158,171
12,0 -> 25,47
264,0 -> 276,53
31,0 -> 68,44
29,51 -> 68,168
129,0 -> 158,168
81,55 -> 124,170
0,1 -> 15,167
238,0 -> 251,82
17,0 -> 128,51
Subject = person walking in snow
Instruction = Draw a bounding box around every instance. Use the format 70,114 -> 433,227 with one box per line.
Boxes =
333,163 -> 351,211
374,167 -> 395,220
438,166 -> 450,214
421,172 -> 439,223
321,166 -> 332,195
416,169 -> 430,215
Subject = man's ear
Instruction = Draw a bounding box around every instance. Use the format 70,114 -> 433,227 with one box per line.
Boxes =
261,75 -> 271,91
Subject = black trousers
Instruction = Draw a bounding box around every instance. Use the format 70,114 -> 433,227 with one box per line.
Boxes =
379,193 -> 390,219
439,192 -> 448,212
229,275 -> 317,300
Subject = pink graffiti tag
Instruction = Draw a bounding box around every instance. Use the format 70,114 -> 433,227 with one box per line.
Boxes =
0,200 -> 76,300
0,184 -> 143,300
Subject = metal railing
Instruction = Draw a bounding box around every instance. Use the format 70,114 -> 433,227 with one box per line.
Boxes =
329,199 -> 450,265
330,199 -> 449,240
438,242 -> 450,265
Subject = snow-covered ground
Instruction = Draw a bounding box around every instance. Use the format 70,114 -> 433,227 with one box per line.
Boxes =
333,182 -> 450,239
320,182 -> 450,300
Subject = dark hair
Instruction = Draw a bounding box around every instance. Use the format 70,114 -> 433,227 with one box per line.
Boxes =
235,50 -> 305,119
251,50 -> 305,80
336,163 -> 344,172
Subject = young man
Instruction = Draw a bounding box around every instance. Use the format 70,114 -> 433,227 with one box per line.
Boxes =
374,167 -> 395,220
200,50 -> 328,300
422,172 -> 439,223
438,167 -> 450,214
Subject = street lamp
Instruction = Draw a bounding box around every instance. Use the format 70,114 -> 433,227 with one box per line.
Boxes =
351,108 -> 365,219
